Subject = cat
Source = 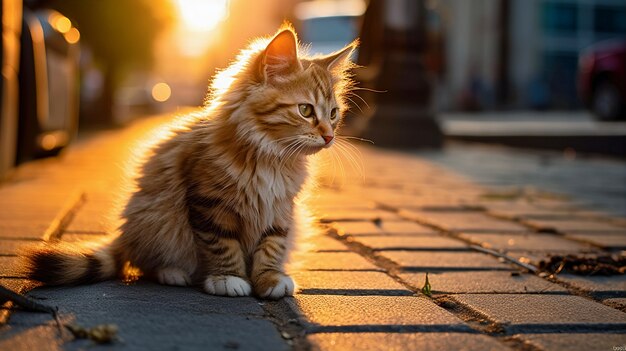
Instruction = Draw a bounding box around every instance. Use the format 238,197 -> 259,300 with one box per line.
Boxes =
23,24 -> 357,299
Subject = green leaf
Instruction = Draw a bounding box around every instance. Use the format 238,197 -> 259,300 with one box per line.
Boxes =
421,272 -> 432,297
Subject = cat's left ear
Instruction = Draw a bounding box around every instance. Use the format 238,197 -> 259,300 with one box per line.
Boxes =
316,40 -> 359,72
260,29 -> 301,81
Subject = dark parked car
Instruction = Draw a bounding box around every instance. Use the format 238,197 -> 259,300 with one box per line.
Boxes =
0,1 -> 79,179
17,8 -> 80,163
0,0 -> 22,179
578,39 -> 626,121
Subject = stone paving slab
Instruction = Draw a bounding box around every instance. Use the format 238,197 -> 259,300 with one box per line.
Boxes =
457,232 -> 595,252
484,202 -> 597,219
514,333 -> 626,351
451,294 -> 626,333
288,251 -> 380,271
60,233 -> 110,243
290,295 -> 472,331
399,210 -> 529,233
6,286 -> 286,351
399,271 -> 567,294
0,239 -> 40,255
317,209 -> 404,222
0,205 -> 61,218
334,221 -> 438,236
0,257 -> 25,278
299,235 -> 350,252
0,323 -> 66,351
64,212 -> 111,234
0,222 -> 53,240
522,218 -> 626,233
307,332 -> 512,351
350,235 -> 470,251
565,233 -> 626,250
292,271 -> 412,295
64,200 -> 121,234
379,251 -> 513,271
556,274 -> 626,298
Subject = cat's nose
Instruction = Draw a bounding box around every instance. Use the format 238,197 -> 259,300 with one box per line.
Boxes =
322,135 -> 334,145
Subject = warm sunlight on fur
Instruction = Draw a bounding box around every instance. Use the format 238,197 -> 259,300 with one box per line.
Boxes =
23,23 -> 360,300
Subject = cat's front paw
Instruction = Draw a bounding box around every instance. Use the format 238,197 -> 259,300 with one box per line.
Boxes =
254,272 -> 295,300
204,275 -> 252,297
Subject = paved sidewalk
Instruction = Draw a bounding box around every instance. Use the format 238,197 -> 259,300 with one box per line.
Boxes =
0,113 -> 625,350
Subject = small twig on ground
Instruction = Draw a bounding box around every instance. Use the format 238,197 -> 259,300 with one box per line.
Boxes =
469,245 -> 538,273
0,284 -> 65,337
0,284 -> 119,344
421,272 -> 432,297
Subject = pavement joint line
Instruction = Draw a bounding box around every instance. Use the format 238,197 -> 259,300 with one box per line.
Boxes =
259,299 -> 310,350
407,202 -> 626,312
484,209 -> 625,252
469,245 -> 538,272
399,267 -> 515,273
433,295 -> 507,337
0,191 -> 85,326
303,324 -> 476,334
304,268 -> 383,272
340,201 -> 626,346
370,247 -> 473,252
41,190 -> 86,242
386,203 -> 626,307
297,289 -> 414,296
324,227 -> 526,350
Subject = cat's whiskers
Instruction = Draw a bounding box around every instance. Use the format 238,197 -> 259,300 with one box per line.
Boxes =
279,139 -> 306,170
350,86 -> 388,94
344,95 -> 364,113
334,139 -> 365,180
337,136 -> 374,144
346,92 -> 370,109
271,136 -> 301,169
330,143 -> 347,185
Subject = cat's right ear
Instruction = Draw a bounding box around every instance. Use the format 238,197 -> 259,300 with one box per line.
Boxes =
259,29 -> 301,82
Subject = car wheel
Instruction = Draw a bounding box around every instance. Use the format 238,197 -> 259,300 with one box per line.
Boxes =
592,80 -> 623,121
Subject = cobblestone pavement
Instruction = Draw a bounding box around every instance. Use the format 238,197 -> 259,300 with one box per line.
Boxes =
418,143 -> 626,217
0,114 -> 625,350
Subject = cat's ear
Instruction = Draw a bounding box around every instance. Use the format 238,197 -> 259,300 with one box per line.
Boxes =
260,29 -> 301,81
316,40 -> 359,72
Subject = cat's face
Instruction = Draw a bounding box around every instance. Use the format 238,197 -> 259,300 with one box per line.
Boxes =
247,29 -> 356,156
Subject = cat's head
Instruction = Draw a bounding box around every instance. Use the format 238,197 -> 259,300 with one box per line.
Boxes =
215,24 -> 358,156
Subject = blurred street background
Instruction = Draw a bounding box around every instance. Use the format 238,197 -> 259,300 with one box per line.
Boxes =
0,0 -> 626,215
1,0 -> 625,194
0,1 -> 625,350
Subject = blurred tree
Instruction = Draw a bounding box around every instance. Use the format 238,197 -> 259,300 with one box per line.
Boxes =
38,0 -> 173,122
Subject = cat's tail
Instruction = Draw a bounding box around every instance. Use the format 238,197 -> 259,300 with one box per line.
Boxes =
22,237 -> 122,286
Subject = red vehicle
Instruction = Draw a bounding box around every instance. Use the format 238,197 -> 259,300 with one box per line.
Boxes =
578,39 -> 626,121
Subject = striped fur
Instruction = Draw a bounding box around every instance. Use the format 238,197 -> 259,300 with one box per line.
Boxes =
23,25 -> 357,299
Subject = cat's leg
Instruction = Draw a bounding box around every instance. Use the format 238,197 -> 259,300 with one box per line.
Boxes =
251,227 -> 294,300
156,267 -> 191,286
197,233 -> 251,297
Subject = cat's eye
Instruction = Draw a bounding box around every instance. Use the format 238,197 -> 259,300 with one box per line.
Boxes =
298,104 -> 314,118
330,108 -> 338,120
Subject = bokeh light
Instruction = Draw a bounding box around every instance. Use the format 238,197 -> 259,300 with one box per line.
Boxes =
151,82 -> 172,102
50,14 -> 71,33
64,27 -> 80,44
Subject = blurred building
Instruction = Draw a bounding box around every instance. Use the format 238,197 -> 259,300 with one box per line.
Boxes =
433,0 -> 626,111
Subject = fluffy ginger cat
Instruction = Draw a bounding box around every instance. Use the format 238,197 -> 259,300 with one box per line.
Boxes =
24,25 -> 357,299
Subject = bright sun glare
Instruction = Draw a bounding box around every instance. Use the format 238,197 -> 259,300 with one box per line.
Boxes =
175,0 -> 229,32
